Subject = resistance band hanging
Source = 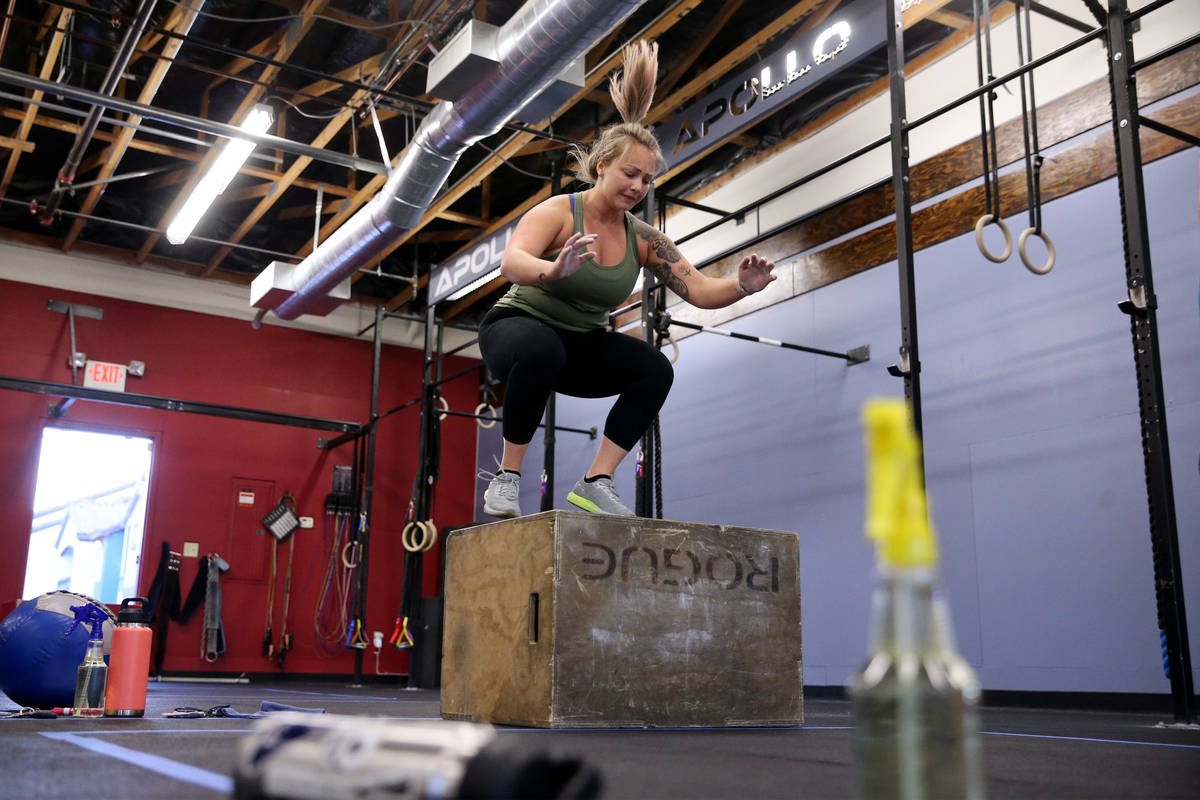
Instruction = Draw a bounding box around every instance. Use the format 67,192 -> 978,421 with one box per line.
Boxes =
973,0 -> 1013,262
314,509 -> 353,655
1014,0 -> 1056,275
344,511 -> 369,650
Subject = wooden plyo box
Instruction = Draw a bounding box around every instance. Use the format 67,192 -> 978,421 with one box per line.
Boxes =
440,510 -> 802,728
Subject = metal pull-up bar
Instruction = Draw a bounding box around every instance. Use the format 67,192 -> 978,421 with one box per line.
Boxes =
658,314 -> 869,365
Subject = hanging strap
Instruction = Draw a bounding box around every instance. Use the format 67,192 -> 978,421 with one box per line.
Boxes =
276,536 -> 296,669
202,554 -> 229,663
972,0 -> 1013,263
263,539 -> 277,658
1013,0 -> 1056,274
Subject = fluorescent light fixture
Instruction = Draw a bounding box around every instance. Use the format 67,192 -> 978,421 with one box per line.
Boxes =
166,104 -> 273,245
446,267 -> 502,301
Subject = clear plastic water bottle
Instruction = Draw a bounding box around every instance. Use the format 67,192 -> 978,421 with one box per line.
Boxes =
69,603 -> 109,718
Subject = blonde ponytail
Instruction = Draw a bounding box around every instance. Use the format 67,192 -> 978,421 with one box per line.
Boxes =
570,39 -> 665,184
609,39 -> 658,124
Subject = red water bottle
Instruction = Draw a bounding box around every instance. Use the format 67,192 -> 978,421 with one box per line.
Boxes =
103,597 -> 153,718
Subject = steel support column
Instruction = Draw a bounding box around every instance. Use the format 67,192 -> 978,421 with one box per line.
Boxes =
636,184 -> 662,519
542,160 -> 563,512
885,0 -> 925,446
352,304 -> 385,683
1106,0 -> 1196,724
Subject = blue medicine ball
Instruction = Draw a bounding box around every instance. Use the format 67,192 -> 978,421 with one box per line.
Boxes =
0,591 -> 115,709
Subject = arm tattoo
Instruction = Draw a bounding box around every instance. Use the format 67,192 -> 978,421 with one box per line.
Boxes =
646,259 -> 689,299
538,272 -> 547,283
633,218 -> 691,300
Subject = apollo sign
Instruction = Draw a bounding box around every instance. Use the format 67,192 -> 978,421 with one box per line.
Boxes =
654,0 -> 884,172
428,221 -> 516,306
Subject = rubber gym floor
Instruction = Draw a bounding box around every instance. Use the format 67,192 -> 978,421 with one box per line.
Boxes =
1,681 -> 1197,799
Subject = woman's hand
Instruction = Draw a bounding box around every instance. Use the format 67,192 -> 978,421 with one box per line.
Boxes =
544,232 -> 598,281
737,253 -> 777,296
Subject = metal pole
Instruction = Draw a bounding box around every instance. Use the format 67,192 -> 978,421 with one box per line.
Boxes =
0,66 -> 388,175
352,304 -> 385,683
40,0 -> 159,222
636,184 -> 658,519
885,0 -> 924,447
1106,0 -> 1196,724
542,159 -> 563,512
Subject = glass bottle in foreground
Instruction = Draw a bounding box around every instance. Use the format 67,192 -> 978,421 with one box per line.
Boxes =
850,399 -> 986,800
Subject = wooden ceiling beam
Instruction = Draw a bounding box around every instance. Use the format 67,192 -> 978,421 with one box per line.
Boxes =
277,196 -> 353,221
657,0 -> 746,98
0,136 -> 33,154
0,106 -> 359,199
63,0 -> 207,251
291,52 -> 385,102
436,210 -> 489,227
0,7 -> 71,198
265,0 -> 395,38
206,30 -> 288,93
929,9 -> 972,29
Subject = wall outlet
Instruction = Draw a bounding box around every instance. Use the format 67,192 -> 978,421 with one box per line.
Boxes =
372,631 -> 384,649
298,516 -> 314,529
182,542 -> 199,558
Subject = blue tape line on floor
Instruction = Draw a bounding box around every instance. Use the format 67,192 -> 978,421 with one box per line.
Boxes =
39,732 -> 234,793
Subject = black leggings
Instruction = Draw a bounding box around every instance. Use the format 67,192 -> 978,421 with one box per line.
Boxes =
478,307 -> 674,450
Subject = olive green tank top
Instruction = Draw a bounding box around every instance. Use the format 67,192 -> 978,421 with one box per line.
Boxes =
492,193 -> 642,331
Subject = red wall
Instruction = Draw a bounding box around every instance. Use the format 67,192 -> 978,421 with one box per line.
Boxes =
0,278 -> 479,677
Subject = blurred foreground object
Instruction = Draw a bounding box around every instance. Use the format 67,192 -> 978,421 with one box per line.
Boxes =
849,399 -> 986,800
233,712 -> 602,800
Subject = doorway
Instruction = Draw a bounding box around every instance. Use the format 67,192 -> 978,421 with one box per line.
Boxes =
23,426 -> 154,604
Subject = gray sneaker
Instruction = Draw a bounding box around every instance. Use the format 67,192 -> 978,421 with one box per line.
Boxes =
567,476 -> 634,516
482,470 -> 521,518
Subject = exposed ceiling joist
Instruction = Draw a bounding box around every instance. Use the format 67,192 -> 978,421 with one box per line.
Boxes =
0,7 -> 71,197
62,0 -> 206,252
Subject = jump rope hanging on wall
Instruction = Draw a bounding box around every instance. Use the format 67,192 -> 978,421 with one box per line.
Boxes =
973,0 -> 1056,274
261,492 -> 300,668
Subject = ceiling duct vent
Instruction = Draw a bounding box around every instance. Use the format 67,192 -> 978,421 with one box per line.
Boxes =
252,261 -> 350,317
426,20 -> 584,124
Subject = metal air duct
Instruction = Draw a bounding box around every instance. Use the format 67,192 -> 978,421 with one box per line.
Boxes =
263,0 -> 646,321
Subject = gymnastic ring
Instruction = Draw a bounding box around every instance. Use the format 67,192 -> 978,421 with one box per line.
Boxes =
1018,227 -> 1056,275
420,519 -> 438,552
474,402 -> 497,429
974,214 -> 1013,263
401,521 -> 422,553
341,541 -> 360,569
438,396 -> 449,421
663,337 -> 679,365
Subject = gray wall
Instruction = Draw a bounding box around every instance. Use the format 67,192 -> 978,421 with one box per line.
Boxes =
474,148 -> 1200,694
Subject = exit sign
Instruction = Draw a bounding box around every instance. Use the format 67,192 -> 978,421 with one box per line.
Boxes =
83,360 -> 128,392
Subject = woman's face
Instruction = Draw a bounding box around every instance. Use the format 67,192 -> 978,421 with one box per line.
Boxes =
597,143 -> 656,210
